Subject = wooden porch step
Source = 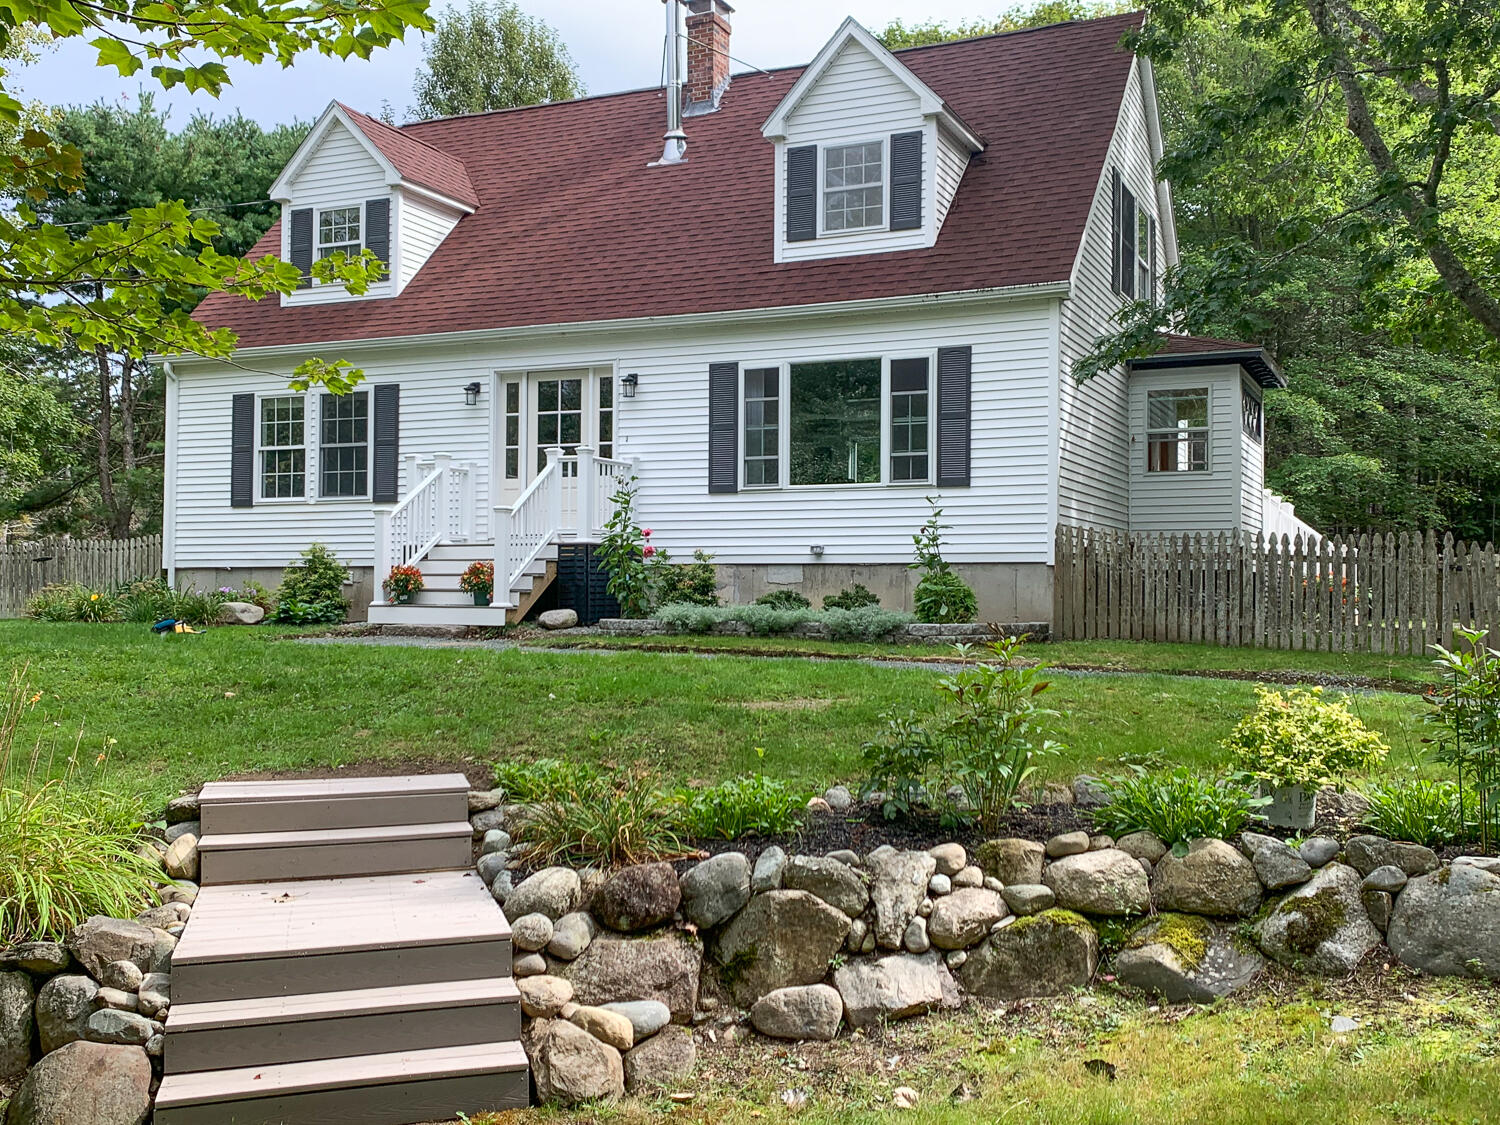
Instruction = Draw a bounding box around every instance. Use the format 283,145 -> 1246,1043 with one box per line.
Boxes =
199,774 -> 469,835
165,978 -> 520,1072
173,871 -> 511,1003
153,1041 -> 530,1125
197,821 -> 472,885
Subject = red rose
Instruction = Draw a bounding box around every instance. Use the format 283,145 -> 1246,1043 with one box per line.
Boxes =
643,545 -> 656,557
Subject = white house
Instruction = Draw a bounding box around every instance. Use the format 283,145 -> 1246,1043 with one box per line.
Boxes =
168,6 -> 1287,626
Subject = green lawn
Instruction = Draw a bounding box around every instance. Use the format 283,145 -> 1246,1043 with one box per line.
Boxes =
2,621 -> 1438,808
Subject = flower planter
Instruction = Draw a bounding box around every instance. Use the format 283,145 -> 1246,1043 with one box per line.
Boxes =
473,591 -> 491,606
1261,783 -> 1318,830
392,593 -> 414,606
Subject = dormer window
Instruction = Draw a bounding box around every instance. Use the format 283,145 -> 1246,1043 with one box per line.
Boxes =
318,206 -> 362,261
823,142 -> 884,233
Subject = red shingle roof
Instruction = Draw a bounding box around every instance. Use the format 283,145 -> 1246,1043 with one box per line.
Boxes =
197,12 -> 1145,350
1157,333 -> 1263,355
336,103 -> 480,209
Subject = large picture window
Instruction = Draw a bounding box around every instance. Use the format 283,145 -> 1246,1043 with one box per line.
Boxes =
790,360 -> 881,485
1146,388 -> 1210,472
319,391 -> 368,497
823,142 -> 884,233
258,395 -> 305,499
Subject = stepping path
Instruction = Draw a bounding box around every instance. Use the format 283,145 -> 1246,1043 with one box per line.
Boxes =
154,773 -> 528,1125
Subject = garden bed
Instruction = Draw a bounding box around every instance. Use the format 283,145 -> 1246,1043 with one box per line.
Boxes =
599,618 -> 1050,643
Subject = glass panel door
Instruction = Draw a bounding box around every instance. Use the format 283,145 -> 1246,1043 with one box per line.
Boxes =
533,373 -> 584,476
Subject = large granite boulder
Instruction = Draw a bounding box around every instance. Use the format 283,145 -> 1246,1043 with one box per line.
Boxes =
3,1040 -> 151,1125
1344,835 -> 1440,878
781,856 -> 869,918
623,1025 -> 695,1093
529,1018 -> 625,1106
867,850 -> 937,949
927,888 -> 1008,950
679,852 -> 751,930
592,863 -> 681,933
833,952 -> 953,1029
1042,849 -> 1149,916
1387,858 -> 1500,978
65,918 -> 154,980
714,890 -> 850,1007
974,838 -> 1045,886
35,974 -> 99,1053
1152,839 -> 1262,917
561,932 -> 702,1022
1116,914 -> 1265,1003
750,984 -> 844,1041
1257,862 -> 1381,974
959,910 -> 1098,999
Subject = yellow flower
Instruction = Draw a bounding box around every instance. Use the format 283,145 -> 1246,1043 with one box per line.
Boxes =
29,692 -> 41,704
90,593 -> 100,601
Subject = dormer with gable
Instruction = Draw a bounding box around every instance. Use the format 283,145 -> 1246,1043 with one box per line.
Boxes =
270,102 -> 478,306
762,19 -> 984,263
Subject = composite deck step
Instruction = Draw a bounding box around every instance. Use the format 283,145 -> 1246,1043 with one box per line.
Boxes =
198,773 -> 470,835
165,978 -> 521,1072
173,871 -> 511,1003
153,1040 -> 530,1125
197,821 -> 472,885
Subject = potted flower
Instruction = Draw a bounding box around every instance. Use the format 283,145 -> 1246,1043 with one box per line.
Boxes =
1224,686 -> 1389,829
383,564 -> 424,605
459,560 -> 494,606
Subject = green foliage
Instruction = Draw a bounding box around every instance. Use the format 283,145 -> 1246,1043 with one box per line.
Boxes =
910,502 -> 977,623
732,604 -> 819,636
823,605 -> 914,642
598,477 -> 650,618
167,587 -> 228,627
878,1 -> 1132,48
273,543 -> 349,625
1224,687 -> 1389,788
1093,768 -> 1267,848
1427,629 -> 1500,853
823,584 -> 880,611
652,602 -> 723,635
410,0 -> 582,119
755,589 -> 812,610
231,579 -> 277,613
516,771 -> 688,869
863,638 -> 1063,829
676,767 -> 805,840
653,549 -> 719,608
116,578 -> 175,623
1361,778 -> 1466,846
493,756 -> 600,803
651,602 -> 912,641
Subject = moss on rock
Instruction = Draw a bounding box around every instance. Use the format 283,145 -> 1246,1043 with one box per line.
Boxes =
1126,913 -> 1213,972
1277,883 -> 1348,957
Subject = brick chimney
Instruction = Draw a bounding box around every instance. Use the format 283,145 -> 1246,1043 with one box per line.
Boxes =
685,0 -> 733,115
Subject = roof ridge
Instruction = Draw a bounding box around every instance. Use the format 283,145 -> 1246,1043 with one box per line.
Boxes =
887,9 -> 1145,55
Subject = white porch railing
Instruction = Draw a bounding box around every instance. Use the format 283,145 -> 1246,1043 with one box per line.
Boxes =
373,454 -> 476,602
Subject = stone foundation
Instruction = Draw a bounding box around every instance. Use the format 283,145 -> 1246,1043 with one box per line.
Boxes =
172,566 -> 374,622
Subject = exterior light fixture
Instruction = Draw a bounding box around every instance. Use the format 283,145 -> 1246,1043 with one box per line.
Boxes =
620,372 -> 639,398
463,381 -> 482,406
810,545 -> 825,557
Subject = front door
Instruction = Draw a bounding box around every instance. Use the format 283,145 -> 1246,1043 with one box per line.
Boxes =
493,367 -> 616,509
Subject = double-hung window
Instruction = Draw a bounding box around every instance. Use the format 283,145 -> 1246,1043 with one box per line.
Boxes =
319,391 -> 369,497
317,206 -> 361,261
258,395 -> 305,499
823,142 -> 884,233
1136,207 -> 1155,303
741,356 -> 932,488
1111,168 -> 1157,304
1146,389 -> 1210,473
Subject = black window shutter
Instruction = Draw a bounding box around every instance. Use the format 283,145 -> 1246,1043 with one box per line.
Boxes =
889,130 -> 923,231
1120,188 -> 1137,299
1108,168 -> 1122,294
935,346 -> 972,488
289,208 -> 313,290
372,383 -> 400,504
708,362 -> 739,494
786,145 -> 818,242
231,393 -> 255,508
364,198 -> 390,279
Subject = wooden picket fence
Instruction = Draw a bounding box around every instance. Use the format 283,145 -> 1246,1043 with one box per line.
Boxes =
0,535 -> 163,618
1053,525 -> 1499,653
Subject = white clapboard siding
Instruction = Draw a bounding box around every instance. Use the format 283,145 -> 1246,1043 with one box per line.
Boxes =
933,124 -> 970,232
396,189 -> 464,292
1057,58 -> 1161,531
168,297 -> 1058,570
1128,366 -> 1245,533
779,38 -> 930,262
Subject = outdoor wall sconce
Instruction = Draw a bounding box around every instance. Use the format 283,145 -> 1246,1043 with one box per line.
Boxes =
621,372 -> 639,398
810,545 -> 825,557
463,381 -> 482,406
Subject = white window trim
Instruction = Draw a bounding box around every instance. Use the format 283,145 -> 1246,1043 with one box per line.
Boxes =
312,201 -> 364,288
819,138 -> 888,238
255,392 -> 310,504
317,389 -> 372,501
738,351 -> 937,491
1144,386 -> 1212,475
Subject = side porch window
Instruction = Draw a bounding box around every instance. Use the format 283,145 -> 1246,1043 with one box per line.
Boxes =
1145,388 -> 1209,472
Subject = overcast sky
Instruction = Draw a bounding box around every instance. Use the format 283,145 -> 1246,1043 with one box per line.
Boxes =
13,1 -> 1010,127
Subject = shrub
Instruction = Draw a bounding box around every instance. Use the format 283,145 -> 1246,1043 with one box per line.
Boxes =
910,501 -> 978,624
677,772 -> 805,839
755,589 -> 811,610
728,604 -> 819,636
597,477 -> 650,618
117,578 -> 176,622
493,756 -> 601,803
383,565 -> 425,601
516,772 -> 689,868
273,543 -> 349,624
823,605 -> 913,642
67,585 -> 118,623
24,584 -> 75,621
1361,778 -> 1465,846
1224,686 -> 1389,789
654,549 -> 719,608
1092,768 -> 1267,849
824,583 -> 880,611
653,602 -> 724,634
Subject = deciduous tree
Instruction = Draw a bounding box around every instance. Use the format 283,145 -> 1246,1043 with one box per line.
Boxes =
410,0 -> 581,120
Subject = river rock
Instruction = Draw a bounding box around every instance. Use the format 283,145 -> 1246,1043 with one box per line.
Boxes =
217,600 -> 265,625
66,917 -> 154,980
1344,835 -> 1440,878
959,909 -> 1098,999
679,852 -> 751,930
547,912 -> 596,961
599,999 -> 670,1042
1387,858 -> 1500,978
567,1004 -> 634,1051
84,1009 -> 160,1046
1298,837 -> 1341,868
1000,884 -> 1055,915
137,973 -> 169,1018
623,1024 -> 695,1092
99,961 -> 143,993
1257,862 -> 1381,974
510,913 -> 554,953
517,975 -> 573,1019
593,862 -> 681,933
975,838 -> 1044,885
562,931 -> 702,1020
35,974 -> 99,1053
1251,839 -> 1313,891
868,850 -> 937,949
927,888 -> 1008,950
538,608 -> 579,630
1116,831 -> 1168,865
162,833 -> 199,881
782,856 -> 869,917
530,1017 -> 624,1105
164,793 -> 199,823
833,952 -> 952,1029
1116,913 -> 1265,1002
1362,889 -> 1393,931
1045,831 -> 1090,858
751,846 -> 786,892
1152,839 -> 1262,917
505,867 -> 581,921
750,983 -> 843,1041
927,843 -> 967,876
1043,849 -> 1150,915
713,890 -> 849,1007
3,1040 -> 151,1125
1362,865 -> 1408,893
147,930 -> 176,975
0,971 -> 34,1077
